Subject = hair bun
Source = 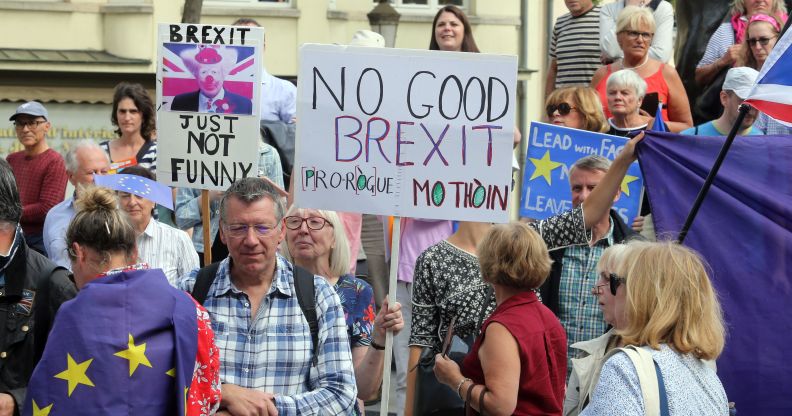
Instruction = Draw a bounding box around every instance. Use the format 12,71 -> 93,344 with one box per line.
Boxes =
75,186 -> 118,214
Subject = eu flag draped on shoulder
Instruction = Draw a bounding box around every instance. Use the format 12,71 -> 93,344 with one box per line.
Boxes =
23,267 -> 204,415
637,129 -> 792,415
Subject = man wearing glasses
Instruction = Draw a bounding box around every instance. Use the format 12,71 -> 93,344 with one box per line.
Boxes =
178,178 -> 356,416
6,102 -> 67,255
539,155 -> 639,379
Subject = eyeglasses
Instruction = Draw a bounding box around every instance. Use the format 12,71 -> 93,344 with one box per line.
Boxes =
622,30 -> 654,41
546,102 -> 577,117
283,216 -> 332,231
747,36 -> 777,47
222,223 -> 280,238
13,120 -> 47,129
593,272 -> 627,296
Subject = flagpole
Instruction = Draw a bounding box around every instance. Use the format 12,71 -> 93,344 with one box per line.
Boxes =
676,105 -> 749,244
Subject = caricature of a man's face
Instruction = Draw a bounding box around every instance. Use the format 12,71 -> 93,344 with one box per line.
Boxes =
198,63 -> 224,98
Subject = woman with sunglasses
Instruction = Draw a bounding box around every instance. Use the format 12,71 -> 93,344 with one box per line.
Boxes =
591,6 -> 692,132
281,207 -> 404,413
737,13 -> 783,70
695,0 -> 787,87
545,86 -> 609,133
579,241 -> 728,415
563,244 -> 630,415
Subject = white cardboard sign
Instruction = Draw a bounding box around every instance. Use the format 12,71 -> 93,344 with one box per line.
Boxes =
295,44 -> 517,223
156,23 -> 263,191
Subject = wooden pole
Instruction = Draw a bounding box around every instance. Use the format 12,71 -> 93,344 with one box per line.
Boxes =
201,190 -> 212,266
379,216 -> 401,416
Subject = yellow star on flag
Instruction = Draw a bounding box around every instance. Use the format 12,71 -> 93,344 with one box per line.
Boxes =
166,368 -> 176,378
620,174 -> 639,196
31,400 -> 53,416
528,150 -> 564,185
54,353 -> 94,397
114,334 -> 153,376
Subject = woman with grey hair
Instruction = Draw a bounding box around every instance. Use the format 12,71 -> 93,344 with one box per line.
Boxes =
281,206 -> 404,411
591,6 -> 692,132
603,69 -> 664,137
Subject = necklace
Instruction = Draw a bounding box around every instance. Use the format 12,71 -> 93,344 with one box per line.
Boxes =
621,54 -> 650,71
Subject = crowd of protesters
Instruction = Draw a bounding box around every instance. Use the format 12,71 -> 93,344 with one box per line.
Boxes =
1,2 -> 789,415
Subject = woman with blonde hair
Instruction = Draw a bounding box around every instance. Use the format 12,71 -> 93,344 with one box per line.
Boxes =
433,222 -> 566,415
564,244 -> 630,415
580,241 -> 728,415
546,86 -> 609,133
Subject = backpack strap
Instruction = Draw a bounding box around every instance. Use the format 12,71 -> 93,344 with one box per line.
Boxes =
191,261 -> 221,305
293,265 -> 319,366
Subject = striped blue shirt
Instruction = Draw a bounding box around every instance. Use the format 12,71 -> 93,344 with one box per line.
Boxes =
177,255 -> 357,415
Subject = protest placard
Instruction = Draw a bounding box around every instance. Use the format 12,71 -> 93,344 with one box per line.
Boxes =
520,122 -> 644,223
156,23 -> 263,190
294,44 -> 518,223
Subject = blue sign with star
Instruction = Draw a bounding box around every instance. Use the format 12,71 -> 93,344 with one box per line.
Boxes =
519,122 -> 643,224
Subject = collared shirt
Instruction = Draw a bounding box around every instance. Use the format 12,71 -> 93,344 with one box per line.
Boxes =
199,89 -> 226,113
137,219 -> 199,286
175,142 -> 284,253
42,197 -> 76,269
260,69 -> 297,123
558,219 -> 614,369
177,255 -> 357,415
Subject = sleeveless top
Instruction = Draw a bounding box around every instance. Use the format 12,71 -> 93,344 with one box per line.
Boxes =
595,63 -> 670,121
461,291 -> 567,415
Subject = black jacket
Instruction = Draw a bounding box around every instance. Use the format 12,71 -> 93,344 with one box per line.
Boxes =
539,210 -> 639,317
0,241 -> 76,414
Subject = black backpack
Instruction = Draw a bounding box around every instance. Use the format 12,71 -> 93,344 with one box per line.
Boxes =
191,262 -> 319,365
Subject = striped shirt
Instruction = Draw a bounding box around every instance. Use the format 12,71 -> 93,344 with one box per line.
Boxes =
177,255 -> 357,415
550,6 -> 602,88
558,220 -> 614,378
136,218 -> 199,285
99,139 -> 158,173
697,22 -> 734,68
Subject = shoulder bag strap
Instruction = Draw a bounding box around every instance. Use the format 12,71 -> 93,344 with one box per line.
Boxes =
293,265 -> 319,366
604,346 -> 661,416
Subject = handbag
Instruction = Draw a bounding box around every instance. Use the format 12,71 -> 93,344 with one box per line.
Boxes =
411,286 -> 494,416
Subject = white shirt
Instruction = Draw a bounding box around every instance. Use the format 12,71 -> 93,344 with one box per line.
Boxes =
137,218 -> 199,286
199,89 -> 226,113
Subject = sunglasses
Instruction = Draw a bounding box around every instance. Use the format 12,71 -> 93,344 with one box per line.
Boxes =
747,36 -> 776,47
546,102 -> 577,117
595,272 -> 627,296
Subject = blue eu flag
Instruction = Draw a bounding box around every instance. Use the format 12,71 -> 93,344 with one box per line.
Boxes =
95,174 -> 174,210
23,269 -> 197,415
639,131 -> 792,416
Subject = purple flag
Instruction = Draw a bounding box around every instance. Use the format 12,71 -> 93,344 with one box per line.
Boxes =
638,131 -> 792,415
23,269 -> 198,415
94,174 -> 174,210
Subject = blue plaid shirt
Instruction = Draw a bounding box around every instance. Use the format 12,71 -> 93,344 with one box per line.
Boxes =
178,255 -> 357,415
558,220 -> 614,376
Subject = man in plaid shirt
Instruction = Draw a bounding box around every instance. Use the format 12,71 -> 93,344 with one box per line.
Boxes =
178,178 -> 356,415
539,155 -> 639,377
